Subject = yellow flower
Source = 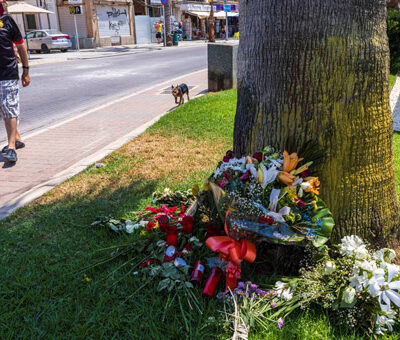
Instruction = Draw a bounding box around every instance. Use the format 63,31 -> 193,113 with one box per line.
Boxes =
0,21 -> 3,28
304,177 -> 320,195
140,230 -> 147,236
85,276 -> 92,283
283,151 -> 303,173
154,222 -> 159,229
286,187 -> 298,201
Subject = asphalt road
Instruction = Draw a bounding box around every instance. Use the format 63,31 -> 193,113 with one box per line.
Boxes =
0,45 -> 207,142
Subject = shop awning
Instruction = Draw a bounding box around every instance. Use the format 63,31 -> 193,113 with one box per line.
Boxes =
186,10 -> 239,19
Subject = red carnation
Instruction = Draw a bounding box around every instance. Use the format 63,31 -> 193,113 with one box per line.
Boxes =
223,171 -> 231,180
252,152 -> 263,163
296,200 -> 306,207
145,221 -> 156,231
239,170 -> 251,183
216,179 -> 229,188
258,216 -> 275,225
184,244 -> 193,252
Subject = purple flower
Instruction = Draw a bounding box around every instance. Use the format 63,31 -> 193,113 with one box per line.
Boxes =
277,317 -> 284,329
237,282 -> 246,290
271,301 -> 276,308
249,283 -> 258,291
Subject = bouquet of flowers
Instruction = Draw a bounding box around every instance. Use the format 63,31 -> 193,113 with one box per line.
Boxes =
208,146 -> 334,247
265,236 -> 400,336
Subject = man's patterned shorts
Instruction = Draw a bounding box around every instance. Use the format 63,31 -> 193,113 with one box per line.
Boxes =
0,80 -> 19,119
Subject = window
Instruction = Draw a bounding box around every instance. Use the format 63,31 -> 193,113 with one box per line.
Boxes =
25,14 -> 37,30
36,31 -> 46,38
26,32 -> 36,39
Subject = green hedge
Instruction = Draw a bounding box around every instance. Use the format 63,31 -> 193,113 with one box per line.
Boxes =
388,8 -> 400,75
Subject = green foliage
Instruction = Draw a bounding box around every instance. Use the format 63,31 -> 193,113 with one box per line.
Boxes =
388,8 -> 400,75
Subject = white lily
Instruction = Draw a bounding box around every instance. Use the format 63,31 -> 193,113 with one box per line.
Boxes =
368,264 -> 400,312
375,311 -> 397,335
246,163 -> 258,179
373,248 -> 397,265
257,163 -> 279,188
268,189 -> 290,223
281,288 -> 293,301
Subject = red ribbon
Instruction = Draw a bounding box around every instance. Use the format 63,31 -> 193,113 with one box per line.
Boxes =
206,212 -> 256,292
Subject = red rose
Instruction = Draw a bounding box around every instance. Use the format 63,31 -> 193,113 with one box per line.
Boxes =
223,150 -> 234,162
300,170 -> 312,178
252,152 -> 263,163
258,216 -> 275,225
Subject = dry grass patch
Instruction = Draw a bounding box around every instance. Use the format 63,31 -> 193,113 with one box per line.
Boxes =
35,133 -> 230,206
120,133 -> 228,181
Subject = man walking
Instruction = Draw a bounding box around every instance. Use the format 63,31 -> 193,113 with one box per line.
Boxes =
0,0 -> 30,163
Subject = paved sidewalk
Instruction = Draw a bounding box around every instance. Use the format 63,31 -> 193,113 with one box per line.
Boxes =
0,69 -> 207,218
29,40 -> 209,65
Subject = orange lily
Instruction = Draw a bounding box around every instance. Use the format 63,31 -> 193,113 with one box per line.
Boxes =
283,150 -> 304,173
278,171 -> 296,186
304,177 -> 320,195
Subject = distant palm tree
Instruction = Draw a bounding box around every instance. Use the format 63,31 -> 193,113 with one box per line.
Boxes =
164,0 -> 172,46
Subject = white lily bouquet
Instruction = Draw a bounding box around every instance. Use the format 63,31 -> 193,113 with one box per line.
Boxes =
266,236 -> 400,336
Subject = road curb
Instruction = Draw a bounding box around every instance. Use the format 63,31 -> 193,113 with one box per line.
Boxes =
0,70 -> 208,219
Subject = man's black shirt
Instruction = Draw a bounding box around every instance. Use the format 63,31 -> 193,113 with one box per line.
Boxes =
0,15 -> 23,81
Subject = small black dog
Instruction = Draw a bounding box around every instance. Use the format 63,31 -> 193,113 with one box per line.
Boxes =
171,83 -> 190,106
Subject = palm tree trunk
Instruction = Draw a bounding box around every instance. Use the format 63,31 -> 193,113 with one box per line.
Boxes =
164,0 -> 172,46
209,0 -> 215,43
233,0 -> 400,245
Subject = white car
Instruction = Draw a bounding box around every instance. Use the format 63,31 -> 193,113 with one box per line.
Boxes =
26,29 -> 72,53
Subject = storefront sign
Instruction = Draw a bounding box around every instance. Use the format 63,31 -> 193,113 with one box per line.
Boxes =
68,0 -> 82,4
223,4 -> 231,12
96,6 -> 130,37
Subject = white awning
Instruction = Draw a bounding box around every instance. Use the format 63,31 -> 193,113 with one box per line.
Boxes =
8,2 -> 53,14
186,10 -> 239,19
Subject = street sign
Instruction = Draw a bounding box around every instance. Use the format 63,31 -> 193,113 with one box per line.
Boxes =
161,0 -> 167,5
68,0 -> 82,4
69,5 -> 82,14
223,4 -> 231,12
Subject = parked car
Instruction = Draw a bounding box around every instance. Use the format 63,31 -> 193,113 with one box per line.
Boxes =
25,29 -> 72,54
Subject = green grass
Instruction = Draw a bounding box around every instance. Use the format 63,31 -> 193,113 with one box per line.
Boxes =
390,73 -> 398,89
1,89 -> 400,339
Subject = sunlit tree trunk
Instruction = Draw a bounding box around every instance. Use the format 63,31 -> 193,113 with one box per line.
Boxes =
233,0 -> 400,245
209,0 -> 215,43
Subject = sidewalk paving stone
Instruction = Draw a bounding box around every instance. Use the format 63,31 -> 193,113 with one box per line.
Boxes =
0,70 -> 207,218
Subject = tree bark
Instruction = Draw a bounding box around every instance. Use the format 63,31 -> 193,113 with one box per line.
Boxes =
234,0 -> 400,245
209,0 -> 215,43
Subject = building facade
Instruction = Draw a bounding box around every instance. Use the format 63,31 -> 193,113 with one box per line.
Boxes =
57,0 -> 135,48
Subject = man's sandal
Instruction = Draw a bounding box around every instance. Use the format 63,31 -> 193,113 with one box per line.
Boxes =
1,141 -> 25,153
